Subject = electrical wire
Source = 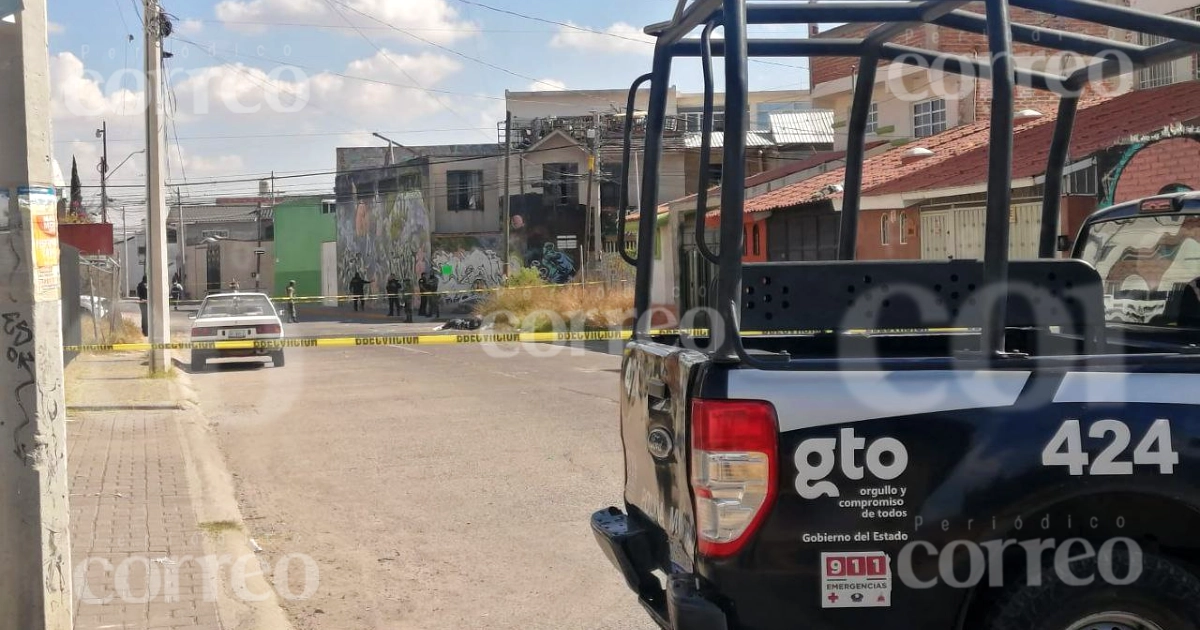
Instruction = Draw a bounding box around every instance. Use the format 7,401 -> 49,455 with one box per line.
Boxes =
447,0 -> 809,71
324,0 -> 569,94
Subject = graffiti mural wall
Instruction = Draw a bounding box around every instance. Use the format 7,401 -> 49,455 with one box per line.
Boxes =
337,189 -> 432,297
431,234 -> 504,313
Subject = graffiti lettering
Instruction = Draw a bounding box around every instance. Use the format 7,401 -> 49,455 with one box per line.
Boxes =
432,237 -> 504,314
3,311 -> 35,460
528,243 -> 577,284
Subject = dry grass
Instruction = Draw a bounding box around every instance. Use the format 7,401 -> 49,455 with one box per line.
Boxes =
474,282 -> 634,332
80,314 -> 146,346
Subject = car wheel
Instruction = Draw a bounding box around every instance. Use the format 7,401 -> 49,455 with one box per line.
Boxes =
191,352 -> 206,373
986,550 -> 1200,630
273,351 -> 285,368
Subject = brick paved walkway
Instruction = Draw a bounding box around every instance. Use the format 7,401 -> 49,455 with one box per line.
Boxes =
67,355 -> 223,630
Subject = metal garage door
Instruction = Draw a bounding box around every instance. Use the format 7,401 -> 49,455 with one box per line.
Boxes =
921,203 -> 1041,260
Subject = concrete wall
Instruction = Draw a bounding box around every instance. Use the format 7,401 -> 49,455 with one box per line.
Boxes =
811,7 -> 1131,149
122,233 -> 179,298
182,241 -> 275,297
818,70 -> 970,150
273,197 -> 336,298
337,189 -> 432,298
431,233 -> 504,315
1112,137 -> 1200,203
429,155 -> 503,234
508,88 -> 678,119
1130,0 -> 1198,15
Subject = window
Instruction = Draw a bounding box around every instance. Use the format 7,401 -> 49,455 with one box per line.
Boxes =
1064,165 -> 1098,196
1079,215 -> 1200,326
752,223 -> 761,256
678,108 -> 725,133
880,213 -> 891,246
321,200 -> 336,215
543,163 -> 580,207
913,98 -> 947,137
865,103 -> 879,134
447,170 -> 484,211
707,161 -> 724,188
1138,30 -> 1175,88
899,212 -> 909,244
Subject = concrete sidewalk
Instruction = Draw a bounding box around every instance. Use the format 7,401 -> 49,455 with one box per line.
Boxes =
66,353 -> 293,630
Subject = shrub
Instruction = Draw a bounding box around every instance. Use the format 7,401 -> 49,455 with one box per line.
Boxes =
474,279 -> 634,332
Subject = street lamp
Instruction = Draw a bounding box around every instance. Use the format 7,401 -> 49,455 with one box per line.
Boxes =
108,148 -> 145,181
373,132 -> 412,165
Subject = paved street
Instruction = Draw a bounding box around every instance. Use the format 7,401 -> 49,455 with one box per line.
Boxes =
186,327 -> 654,630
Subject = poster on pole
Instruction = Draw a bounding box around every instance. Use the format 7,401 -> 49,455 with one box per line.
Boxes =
21,186 -> 60,302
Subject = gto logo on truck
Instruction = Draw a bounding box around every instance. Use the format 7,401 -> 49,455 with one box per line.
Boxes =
794,429 -> 909,499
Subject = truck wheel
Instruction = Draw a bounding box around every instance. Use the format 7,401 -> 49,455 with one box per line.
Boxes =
272,351 -> 285,368
191,352 -> 206,373
986,550 -> 1200,630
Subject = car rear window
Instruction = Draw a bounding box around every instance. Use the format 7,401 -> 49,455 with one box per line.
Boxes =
1078,214 -> 1200,326
198,295 -> 276,318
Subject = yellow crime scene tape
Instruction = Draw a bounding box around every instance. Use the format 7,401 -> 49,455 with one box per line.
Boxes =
65,327 -> 977,353
165,279 -> 631,307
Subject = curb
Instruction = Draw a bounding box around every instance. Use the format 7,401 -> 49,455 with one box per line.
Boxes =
68,403 -> 186,412
171,369 -> 296,630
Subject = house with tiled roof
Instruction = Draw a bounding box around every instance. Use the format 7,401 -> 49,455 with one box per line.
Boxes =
749,81 -> 1200,265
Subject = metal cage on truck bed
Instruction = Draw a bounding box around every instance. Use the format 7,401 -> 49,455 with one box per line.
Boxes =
619,0 -> 1200,368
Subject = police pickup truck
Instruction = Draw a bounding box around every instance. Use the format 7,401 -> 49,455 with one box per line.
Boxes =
592,2 -> 1200,630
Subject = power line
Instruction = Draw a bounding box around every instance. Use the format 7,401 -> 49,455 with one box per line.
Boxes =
323,0 -> 568,95
54,127 -> 498,144
448,0 -> 808,71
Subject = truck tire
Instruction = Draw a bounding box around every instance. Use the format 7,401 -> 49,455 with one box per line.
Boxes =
191,352 -> 206,373
986,549 -> 1200,630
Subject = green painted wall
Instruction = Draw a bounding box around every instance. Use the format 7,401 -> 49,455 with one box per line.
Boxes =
273,197 -> 335,298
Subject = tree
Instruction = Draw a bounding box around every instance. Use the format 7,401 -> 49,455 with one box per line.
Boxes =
69,156 -> 85,220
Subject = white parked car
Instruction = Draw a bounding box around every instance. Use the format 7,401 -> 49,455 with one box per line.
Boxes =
80,295 -> 109,319
189,292 -> 285,372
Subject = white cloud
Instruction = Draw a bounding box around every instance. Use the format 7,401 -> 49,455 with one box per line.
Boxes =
180,151 -> 246,178
215,0 -> 478,44
550,22 -> 654,55
48,21 -> 64,34
50,52 -> 146,121
166,49 -> 461,124
177,18 -> 204,35
527,78 -> 567,92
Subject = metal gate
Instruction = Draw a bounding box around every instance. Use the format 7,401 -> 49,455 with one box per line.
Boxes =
921,203 -> 1041,261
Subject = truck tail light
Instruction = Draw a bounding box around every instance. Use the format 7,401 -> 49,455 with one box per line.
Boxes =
690,399 -> 778,558
191,327 -> 215,337
256,324 -> 281,334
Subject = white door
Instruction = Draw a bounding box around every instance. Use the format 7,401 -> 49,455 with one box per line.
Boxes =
321,242 -> 337,307
921,210 -> 952,260
1009,202 -> 1041,259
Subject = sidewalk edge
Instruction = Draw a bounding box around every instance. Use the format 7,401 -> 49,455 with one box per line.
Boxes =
171,372 -> 295,630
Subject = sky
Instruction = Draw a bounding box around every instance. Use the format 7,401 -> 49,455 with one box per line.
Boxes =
46,0 -> 813,229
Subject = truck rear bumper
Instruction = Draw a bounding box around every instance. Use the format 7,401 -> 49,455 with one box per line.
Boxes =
591,507 -> 728,630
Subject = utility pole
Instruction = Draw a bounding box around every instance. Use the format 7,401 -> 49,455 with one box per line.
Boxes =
97,120 -> 108,224
255,203 -> 263,291
584,111 -> 601,282
0,0 -> 75,628
502,111 -> 512,276
592,111 -> 603,266
144,0 -> 170,372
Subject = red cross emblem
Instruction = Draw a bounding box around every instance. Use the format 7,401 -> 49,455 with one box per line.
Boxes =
827,592 -> 839,604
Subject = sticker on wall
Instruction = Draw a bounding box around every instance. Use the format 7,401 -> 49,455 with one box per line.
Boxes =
21,186 -> 60,302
